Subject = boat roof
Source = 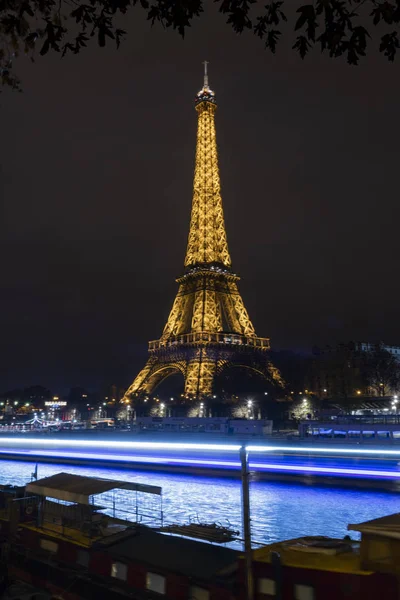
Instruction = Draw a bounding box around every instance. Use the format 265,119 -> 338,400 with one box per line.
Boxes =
25,472 -> 161,505
102,526 -> 238,581
251,536 -> 369,575
348,512 -> 400,539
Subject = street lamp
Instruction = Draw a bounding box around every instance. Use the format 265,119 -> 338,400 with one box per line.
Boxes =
247,400 -> 253,419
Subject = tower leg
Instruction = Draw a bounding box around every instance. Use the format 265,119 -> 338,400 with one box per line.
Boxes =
124,356 -> 188,400
184,350 -> 216,397
123,357 -> 157,398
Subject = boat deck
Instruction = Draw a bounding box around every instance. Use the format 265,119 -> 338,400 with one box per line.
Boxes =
252,537 -> 370,575
20,518 -> 132,547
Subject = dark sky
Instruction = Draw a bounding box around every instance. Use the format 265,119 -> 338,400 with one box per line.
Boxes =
1,7 -> 400,392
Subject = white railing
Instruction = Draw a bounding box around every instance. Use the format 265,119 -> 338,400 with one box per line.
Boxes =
149,332 -> 270,351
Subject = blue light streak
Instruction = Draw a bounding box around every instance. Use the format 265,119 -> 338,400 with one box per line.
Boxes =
0,447 -> 399,480
0,438 -> 241,451
1,437 -> 400,456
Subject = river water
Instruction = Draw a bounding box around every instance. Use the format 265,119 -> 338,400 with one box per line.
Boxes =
1,458 -> 399,548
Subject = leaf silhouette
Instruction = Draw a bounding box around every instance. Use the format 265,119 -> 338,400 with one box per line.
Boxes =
293,34 -> 311,58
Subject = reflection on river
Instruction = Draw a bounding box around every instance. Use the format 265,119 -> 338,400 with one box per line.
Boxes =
1,459 -> 399,549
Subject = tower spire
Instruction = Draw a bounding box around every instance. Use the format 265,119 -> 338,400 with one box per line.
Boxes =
186,64 -> 230,268
203,60 -> 209,90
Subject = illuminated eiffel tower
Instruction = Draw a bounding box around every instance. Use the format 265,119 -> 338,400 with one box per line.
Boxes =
124,64 -> 282,400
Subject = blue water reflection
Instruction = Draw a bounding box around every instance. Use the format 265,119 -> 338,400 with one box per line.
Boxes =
1,459 -> 399,548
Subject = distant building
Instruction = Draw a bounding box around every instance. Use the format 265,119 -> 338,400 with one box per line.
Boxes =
355,341 -> 400,361
308,343 -> 365,399
134,416 -> 273,436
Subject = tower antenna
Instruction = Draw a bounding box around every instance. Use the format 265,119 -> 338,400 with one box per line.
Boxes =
203,60 -> 209,89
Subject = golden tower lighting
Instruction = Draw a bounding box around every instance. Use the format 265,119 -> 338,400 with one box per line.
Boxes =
124,63 -> 282,400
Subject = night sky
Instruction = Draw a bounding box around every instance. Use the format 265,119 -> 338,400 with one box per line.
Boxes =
1,6 -> 400,392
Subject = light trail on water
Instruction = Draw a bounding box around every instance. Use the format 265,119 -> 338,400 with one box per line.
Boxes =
0,438 -> 400,480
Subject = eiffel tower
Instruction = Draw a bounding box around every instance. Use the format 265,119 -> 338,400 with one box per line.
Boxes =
124,64 -> 281,401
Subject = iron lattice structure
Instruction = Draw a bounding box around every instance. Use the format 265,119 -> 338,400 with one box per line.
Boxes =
125,66 -> 282,399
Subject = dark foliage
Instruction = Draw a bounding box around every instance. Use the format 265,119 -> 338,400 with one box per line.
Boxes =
362,347 -> 400,396
1,0 -> 400,89
307,343 -> 400,399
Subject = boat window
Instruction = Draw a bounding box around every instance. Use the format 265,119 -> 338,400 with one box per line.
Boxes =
348,430 -> 361,438
77,550 -> 89,567
258,577 -> 276,596
333,430 -> 346,438
146,572 -> 166,595
189,585 -> 210,600
111,561 -> 127,581
39,539 -> 58,554
367,539 -> 391,563
393,431 -> 400,439
294,584 -> 315,600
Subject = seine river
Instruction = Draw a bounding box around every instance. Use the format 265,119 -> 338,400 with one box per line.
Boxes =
1,458 -> 399,548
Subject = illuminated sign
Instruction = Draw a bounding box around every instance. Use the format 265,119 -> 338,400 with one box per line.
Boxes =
44,401 -> 67,407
